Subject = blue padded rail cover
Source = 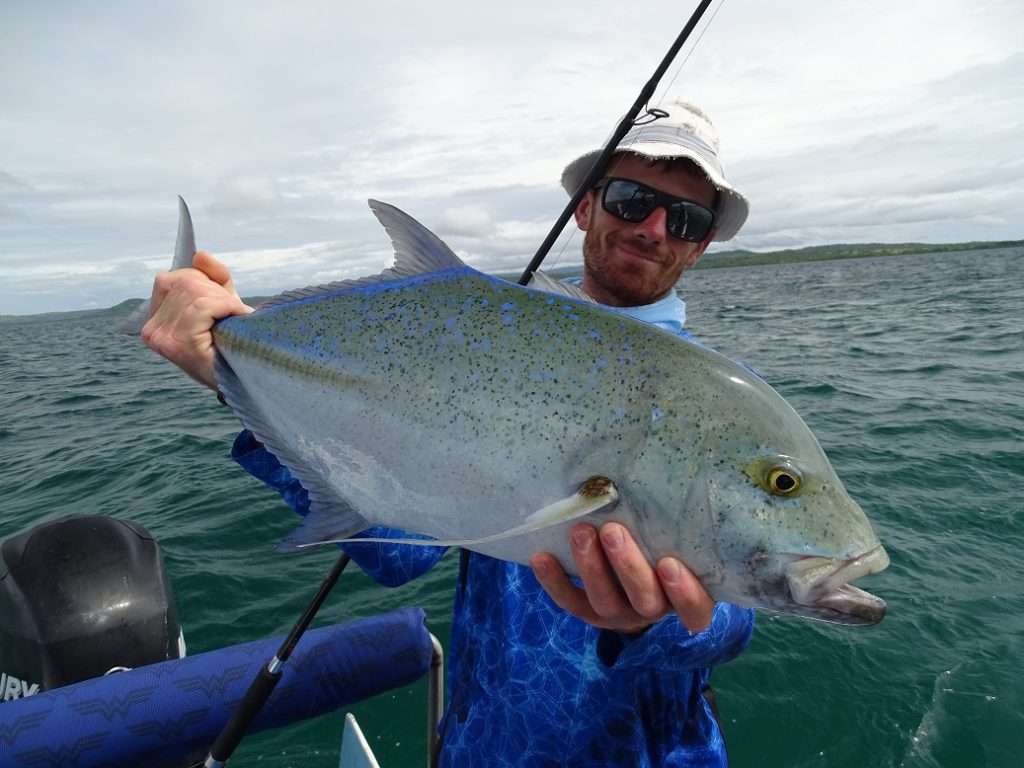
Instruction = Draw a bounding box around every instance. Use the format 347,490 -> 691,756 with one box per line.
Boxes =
0,607 -> 430,767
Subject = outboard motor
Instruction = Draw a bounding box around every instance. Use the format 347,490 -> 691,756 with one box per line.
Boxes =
0,515 -> 183,703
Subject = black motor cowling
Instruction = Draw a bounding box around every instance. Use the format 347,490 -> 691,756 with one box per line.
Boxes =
0,515 -> 183,702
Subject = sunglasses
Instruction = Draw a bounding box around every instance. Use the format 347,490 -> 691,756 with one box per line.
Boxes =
596,177 -> 716,243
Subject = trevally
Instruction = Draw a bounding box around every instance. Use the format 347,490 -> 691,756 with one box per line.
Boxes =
164,197 -> 890,625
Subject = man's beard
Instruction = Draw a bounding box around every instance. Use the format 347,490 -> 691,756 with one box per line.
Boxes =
582,228 -> 670,307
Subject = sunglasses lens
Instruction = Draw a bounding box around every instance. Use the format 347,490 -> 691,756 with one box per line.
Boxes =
600,179 -> 714,242
668,203 -> 714,242
602,180 -> 655,223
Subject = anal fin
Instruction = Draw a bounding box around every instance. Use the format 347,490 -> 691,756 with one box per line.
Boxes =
277,503 -> 371,552
297,477 -> 619,550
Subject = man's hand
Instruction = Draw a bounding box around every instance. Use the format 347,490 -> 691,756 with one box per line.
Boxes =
530,522 -> 714,634
141,251 -> 252,391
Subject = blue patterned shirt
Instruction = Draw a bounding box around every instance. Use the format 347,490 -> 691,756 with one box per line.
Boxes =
232,287 -> 755,766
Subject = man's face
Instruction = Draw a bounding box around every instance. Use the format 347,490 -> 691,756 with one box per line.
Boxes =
574,154 -> 716,307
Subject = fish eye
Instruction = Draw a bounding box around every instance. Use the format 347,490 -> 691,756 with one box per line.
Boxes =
767,467 -> 801,495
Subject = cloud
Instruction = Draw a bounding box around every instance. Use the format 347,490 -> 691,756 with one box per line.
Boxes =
437,206 -> 493,239
0,170 -> 31,192
0,1 -> 1021,314
716,51 -> 1024,250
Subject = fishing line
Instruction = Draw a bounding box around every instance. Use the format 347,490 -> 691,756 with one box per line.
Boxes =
201,5 -> 725,764
653,0 -> 728,108
537,0 -> 725,277
517,0 -> 719,286
587,0 -> 726,181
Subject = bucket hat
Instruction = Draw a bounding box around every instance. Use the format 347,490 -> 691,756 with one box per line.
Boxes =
560,99 -> 748,241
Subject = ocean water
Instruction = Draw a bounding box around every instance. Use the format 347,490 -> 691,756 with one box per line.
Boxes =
1,247 -> 1021,767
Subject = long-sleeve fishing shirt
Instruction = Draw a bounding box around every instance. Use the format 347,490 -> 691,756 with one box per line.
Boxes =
232,288 -> 755,767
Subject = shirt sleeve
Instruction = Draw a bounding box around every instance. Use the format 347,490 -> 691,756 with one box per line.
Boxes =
597,602 -> 755,672
231,430 -> 448,587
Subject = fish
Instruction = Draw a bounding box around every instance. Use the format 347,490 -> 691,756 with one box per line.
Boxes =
165,197 -> 890,625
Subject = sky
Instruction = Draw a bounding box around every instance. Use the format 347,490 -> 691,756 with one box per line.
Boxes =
1,0 -> 1021,315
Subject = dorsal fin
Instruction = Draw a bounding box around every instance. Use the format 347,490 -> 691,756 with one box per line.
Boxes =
368,199 -> 466,276
258,200 -> 469,310
526,270 -> 595,303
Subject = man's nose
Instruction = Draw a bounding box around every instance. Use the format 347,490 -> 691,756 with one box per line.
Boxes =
632,206 -> 668,243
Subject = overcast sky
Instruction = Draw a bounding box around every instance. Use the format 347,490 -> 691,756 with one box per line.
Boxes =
1,0 -> 1020,314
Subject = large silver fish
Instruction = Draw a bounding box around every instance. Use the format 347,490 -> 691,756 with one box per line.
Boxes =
170,198 -> 889,625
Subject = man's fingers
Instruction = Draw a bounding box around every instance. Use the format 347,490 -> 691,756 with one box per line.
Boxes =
193,250 -> 234,289
657,558 -> 714,633
530,553 -> 600,625
190,292 -> 253,325
533,532 -> 712,635
571,525 -> 631,621
141,268 -> 252,392
600,523 -> 669,620
192,251 -> 252,309
148,271 -> 176,315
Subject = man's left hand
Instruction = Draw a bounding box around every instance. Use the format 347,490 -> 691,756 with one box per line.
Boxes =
530,522 -> 714,635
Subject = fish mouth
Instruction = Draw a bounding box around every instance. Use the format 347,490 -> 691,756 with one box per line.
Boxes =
785,546 -> 891,625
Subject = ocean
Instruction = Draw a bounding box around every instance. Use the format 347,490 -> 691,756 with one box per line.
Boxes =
1,247 -> 1021,767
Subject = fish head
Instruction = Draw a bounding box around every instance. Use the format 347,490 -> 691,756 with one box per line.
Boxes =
632,357 -> 890,626
706,446 -> 890,626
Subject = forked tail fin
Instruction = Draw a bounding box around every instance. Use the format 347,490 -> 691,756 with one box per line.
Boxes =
121,196 -> 196,333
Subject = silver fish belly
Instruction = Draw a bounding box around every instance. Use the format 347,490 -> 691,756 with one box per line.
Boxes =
206,200 -> 889,625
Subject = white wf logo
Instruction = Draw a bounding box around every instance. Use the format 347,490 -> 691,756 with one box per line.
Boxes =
1,672 -> 40,701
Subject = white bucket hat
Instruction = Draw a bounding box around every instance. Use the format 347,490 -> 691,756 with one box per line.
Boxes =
560,99 -> 749,241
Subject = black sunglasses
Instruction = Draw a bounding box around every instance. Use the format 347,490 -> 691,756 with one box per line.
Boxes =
596,177 -> 716,243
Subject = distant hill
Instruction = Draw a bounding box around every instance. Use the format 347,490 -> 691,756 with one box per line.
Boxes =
0,297 -> 270,325
694,239 -> 1024,270
4,239 -> 1020,322
498,238 -> 1023,280
0,298 -> 145,325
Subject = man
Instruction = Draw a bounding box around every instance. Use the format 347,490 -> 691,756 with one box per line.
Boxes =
143,99 -> 754,766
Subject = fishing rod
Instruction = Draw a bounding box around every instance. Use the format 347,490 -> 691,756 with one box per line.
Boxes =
197,551 -> 351,767
517,0 -> 716,286
459,0 -> 719,680
200,2 -> 718,764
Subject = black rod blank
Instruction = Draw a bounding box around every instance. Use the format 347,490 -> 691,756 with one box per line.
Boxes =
201,551 -> 352,767
517,0 -> 715,287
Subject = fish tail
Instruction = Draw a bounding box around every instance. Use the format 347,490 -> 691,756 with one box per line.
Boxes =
121,196 -> 197,334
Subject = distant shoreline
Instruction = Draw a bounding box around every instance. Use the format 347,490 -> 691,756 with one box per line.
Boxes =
693,238 -> 1024,270
494,239 -> 1022,285
3,239 -> 1020,322
527,238 -> 1024,280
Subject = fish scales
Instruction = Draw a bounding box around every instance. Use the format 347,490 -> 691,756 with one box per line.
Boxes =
216,268 -> 698,548
202,199 -> 889,624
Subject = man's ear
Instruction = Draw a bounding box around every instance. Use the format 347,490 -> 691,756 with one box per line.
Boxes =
573,190 -> 596,231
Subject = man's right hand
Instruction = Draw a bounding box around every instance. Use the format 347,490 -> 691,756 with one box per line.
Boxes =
141,251 -> 253,392
531,522 -> 715,635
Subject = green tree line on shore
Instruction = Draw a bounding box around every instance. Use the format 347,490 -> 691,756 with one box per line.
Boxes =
694,239 -> 1024,270
3,239 -> 1021,321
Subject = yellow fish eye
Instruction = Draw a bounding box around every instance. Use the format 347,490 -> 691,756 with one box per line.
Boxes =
767,467 -> 801,495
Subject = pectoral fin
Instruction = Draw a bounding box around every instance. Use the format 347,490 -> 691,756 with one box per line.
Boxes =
522,476 -> 618,527
297,477 -> 619,550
